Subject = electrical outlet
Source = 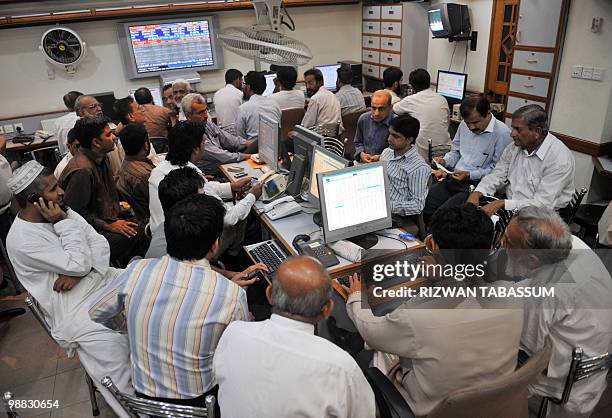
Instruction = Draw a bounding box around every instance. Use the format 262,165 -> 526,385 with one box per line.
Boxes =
3,124 -> 14,134
592,16 -> 603,33
592,67 -> 605,81
0,125 -> 4,135
571,65 -> 583,78
14,122 -> 23,132
582,67 -> 594,79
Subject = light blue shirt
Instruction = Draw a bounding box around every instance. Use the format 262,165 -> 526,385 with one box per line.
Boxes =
443,115 -> 512,181
235,94 -> 282,141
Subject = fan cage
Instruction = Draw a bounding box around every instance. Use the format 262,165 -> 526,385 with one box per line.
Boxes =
41,27 -> 84,66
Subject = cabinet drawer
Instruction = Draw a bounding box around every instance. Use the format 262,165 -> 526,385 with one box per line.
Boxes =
362,50 -> 380,64
512,51 -> 555,74
382,5 -> 402,20
381,22 -> 402,36
363,6 -> 381,20
509,74 -> 549,98
506,96 -> 547,114
362,36 -> 380,49
363,63 -> 380,79
380,52 -> 400,67
363,21 -> 381,35
380,37 -> 401,52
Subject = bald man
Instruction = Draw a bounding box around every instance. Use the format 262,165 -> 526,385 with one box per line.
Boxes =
354,89 -> 394,162
214,256 -> 375,418
172,79 -> 192,121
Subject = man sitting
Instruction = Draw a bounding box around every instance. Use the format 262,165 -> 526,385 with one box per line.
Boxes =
301,68 -> 342,132
346,205 -> 523,417
213,68 -> 244,129
133,87 -> 174,151
54,128 -> 79,180
503,206 -> 612,418
380,115 -> 430,220
353,90 -> 393,163
116,123 -> 155,221
467,104 -> 575,216
90,194 -> 248,407
235,71 -> 282,143
182,93 -> 252,175
59,116 -> 149,266
54,90 -> 82,156
383,66 -> 403,105
335,67 -> 366,116
424,95 -> 512,219
161,83 -> 178,123
271,66 -> 305,110
6,161 -> 131,416
172,79 -> 192,121
393,68 -> 450,161
214,256 -> 375,418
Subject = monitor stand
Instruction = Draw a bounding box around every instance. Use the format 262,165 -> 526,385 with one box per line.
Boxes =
312,211 -> 379,250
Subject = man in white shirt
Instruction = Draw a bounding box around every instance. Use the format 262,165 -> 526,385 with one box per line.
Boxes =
235,71 -> 282,145
271,66 -> 305,110
213,69 -> 244,129
467,104 -> 575,216
301,68 -> 342,131
383,67 -> 403,105
214,256 -> 375,418
503,206 -> 612,417
335,67 -> 366,116
53,128 -> 79,180
54,91 -> 82,156
172,79 -> 192,121
394,68 -> 451,161
5,161 -> 131,418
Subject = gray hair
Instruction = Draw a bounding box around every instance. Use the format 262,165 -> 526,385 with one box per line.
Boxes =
515,206 -> 572,264
271,270 -> 332,319
181,93 -> 206,115
172,78 -> 191,90
512,104 -> 549,136
74,95 -> 94,116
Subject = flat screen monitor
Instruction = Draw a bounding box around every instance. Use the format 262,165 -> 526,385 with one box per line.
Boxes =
259,114 -> 279,172
117,16 -> 224,79
293,126 -> 324,168
318,162 -> 392,245
436,70 -> 467,102
92,92 -> 117,120
308,146 -> 348,205
263,73 -> 276,97
315,64 -> 341,91
128,87 -> 163,106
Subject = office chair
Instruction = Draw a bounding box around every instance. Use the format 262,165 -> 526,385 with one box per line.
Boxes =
537,347 -> 612,418
280,108 -> 306,142
323,137 -> 346,158
492,209 -> 517,250
101,376 -> 216,418
341,109 -> 368,161
427,138 -> 451,163
560,188 -> 588,225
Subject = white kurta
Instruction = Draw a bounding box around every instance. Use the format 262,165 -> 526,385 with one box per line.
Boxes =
6,210 -> 132,417
213,84 -> 244,129
54,112 -> 79,156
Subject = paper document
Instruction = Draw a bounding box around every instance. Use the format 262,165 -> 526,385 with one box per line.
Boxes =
435,162 -> 454,174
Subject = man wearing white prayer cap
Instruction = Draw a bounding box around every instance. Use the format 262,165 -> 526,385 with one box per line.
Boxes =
6,161 -> 132,418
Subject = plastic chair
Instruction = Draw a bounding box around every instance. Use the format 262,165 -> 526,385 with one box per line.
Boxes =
323,137 -> 346,158
537,347 -> 612,418
101,376 -> 216,418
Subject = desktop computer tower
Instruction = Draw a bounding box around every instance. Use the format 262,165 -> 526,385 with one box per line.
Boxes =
339,60 -> 362,89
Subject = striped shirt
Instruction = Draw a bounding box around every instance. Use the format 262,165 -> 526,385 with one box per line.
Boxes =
89,255 -> 248,399
335,85 -> 366,116
380,146 -> 430,216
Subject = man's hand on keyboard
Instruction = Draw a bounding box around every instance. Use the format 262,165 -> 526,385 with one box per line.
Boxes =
341,273 -> 362,296
231,263 -> 269,288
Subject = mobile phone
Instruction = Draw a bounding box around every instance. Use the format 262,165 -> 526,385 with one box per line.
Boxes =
234,172 -> 247,179
28,193 -> 42,205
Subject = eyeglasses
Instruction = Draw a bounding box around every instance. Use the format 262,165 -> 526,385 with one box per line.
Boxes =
85,102 -> 102,110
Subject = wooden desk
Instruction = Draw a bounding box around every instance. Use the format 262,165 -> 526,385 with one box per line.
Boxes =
6,136 -> 58,152
219,159 -> 268,183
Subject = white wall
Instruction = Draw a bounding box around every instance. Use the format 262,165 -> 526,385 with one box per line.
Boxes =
427,0 -> 493,92
0,4 -> 361,118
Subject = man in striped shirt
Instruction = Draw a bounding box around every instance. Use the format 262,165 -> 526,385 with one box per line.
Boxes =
335,67 -> 366,116
380,115 -> 430,219
89,194 -> 249,406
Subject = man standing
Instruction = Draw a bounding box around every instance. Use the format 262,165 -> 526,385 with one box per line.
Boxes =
54,90 -> 82,155
394,69 -> 451,161
335,67 -> 366,116
213,69 -> 244,129
59,116 -> 149,266
134,87 -> 174,146
214,256 -> 375,417
271,66 -> 305,110
182,93 -> 252,175
423,95 -> 512,218
235,71 -> 282,143
353,90 -> 393,163
6,161 -> 131,417
467,105 -> 575,216
301,68 -> 342,131
382,67 -> 403,105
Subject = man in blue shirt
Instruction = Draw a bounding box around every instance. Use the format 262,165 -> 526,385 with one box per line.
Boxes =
423,95 -> 512,218
353,90 -> 394,162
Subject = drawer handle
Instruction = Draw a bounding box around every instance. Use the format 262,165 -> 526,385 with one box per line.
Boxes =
523,84 -> 534,88
387,57 -> 392,61
527,59 -> 538,63
387,42 -> 393,46
368,40 -> 373,44
389,11 -> 394,15
369,11 -> 374,14
388,26 -> 394,30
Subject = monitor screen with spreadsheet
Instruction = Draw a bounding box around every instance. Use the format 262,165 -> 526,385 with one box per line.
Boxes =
308,145 -> 348,205
315,64 -> 341,91
258,114 -> 280,172
317,162 -> 392,244
436,70 -> 468,101
117,16 -> 224,79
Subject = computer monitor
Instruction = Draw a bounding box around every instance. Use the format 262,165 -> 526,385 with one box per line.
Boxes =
285,126 -> 324,196
263,73 -> 276,97
258,114 -> 280,172
436,70 -> 468,102
308,146 -> 348,205
317,162 -> 392,248
128,87 -> 163,106
315,64 -> 341,91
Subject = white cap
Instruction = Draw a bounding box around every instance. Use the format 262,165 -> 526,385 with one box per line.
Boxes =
7,160 -> 44,195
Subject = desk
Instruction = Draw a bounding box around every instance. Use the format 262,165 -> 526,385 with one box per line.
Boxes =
6,136 -> 58,152
593,156 -> 612,179
219,159 -> 267,182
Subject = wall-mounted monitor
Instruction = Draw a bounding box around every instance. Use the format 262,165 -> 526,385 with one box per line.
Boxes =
117,16 -> 224,79
428,3 -> 470,38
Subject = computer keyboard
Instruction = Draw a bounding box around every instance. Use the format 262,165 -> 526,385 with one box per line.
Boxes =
248,240 -> 288,275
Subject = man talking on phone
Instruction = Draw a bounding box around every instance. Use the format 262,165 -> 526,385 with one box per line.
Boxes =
6,160 -> 132,417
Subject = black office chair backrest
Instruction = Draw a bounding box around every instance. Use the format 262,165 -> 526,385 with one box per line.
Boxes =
561,188 -> 588,225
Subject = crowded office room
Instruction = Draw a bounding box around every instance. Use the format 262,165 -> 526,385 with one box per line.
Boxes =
0,0 -> 611,417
